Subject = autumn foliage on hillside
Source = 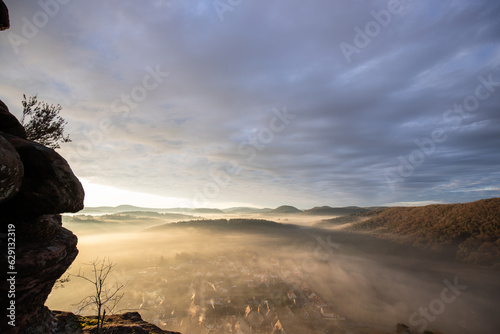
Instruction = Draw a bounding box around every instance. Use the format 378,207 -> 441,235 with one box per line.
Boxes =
351,198 -> 500,267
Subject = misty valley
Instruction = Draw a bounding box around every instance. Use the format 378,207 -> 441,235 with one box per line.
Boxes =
3,1 -> 500,333
46,204 -> 500,334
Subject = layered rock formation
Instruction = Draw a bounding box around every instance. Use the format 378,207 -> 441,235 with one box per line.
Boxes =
0,3 -> 178,332
0,101 -> 83,333
0,103 -> 180,334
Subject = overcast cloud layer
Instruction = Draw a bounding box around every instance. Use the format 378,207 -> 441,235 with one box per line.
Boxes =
1,0 -> 499,208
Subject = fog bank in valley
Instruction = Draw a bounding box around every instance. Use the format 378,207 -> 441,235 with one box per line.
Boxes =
47,212 -> 500,334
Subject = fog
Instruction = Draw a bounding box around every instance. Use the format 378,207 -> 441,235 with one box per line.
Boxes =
46,212 -> 500,334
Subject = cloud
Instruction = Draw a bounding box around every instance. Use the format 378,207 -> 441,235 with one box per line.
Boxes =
1,0 -> 499,207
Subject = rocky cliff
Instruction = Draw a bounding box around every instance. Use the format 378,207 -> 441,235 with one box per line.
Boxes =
0,2 -> 178,331
0,100 -> 83,333
0,5 -> 83,328
0,98 -> 180,334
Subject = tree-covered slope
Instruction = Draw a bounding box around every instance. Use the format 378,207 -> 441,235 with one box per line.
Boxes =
350,198 -> 500,266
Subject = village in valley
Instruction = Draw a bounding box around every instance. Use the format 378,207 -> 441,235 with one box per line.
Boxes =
123,250 -> 345,334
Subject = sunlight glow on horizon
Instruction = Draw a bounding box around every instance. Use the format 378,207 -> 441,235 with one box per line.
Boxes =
80,179 -> 261,209
81,178 -> 446,209
80,179 -> 194,208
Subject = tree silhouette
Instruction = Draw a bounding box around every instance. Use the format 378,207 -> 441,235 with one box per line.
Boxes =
21,94 -> 71,149
72,257 -> 125,334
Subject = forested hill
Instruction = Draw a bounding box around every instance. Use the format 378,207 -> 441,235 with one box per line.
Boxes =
349,198 -> 500,266
147,218 -> 298,233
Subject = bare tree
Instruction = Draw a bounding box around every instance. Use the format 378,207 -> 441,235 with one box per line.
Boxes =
21,94 -> 71,149
72,257 -> 125,334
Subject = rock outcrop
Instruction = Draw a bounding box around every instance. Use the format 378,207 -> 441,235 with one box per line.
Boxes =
0,100 -> 84,333
0,11 -> 83,330
0,103 -> 180,334
1,4 -> 179,333
0,101 -> 25,202
53,311 -> 181,334
0,100 -> 27,138
0,0 -> 9,31
0,133 -> 84,220
0,135 -> 23,202
4,216 -> 79,333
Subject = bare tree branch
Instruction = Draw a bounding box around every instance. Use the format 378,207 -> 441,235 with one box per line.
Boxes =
71,257 -> 125,334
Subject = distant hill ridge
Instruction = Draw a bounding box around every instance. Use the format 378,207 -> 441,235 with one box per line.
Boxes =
268,205 -> 302,214
81,204 -> 376,215
222,207 -> 272,214
301,205 -> 370,216
147,218 -> 297,232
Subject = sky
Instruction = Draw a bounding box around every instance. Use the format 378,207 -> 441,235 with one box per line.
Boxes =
1,0 -> 499,209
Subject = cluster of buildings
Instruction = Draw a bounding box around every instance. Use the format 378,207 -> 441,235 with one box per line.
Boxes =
122,252 -> 344,333
300,283 -> 344,321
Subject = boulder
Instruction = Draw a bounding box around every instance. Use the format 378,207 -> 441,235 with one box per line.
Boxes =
0,100 -> 27,139
0,133 -> 84,220
0,0 -> 9,31
0,134 -> 23,202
